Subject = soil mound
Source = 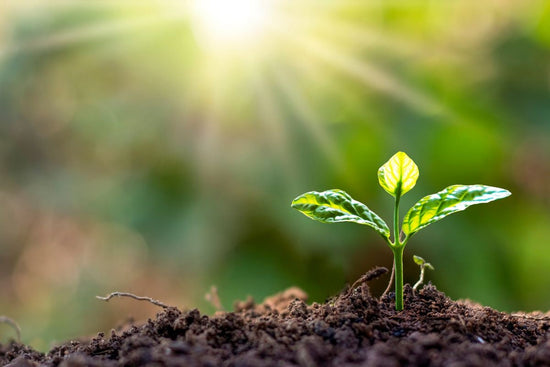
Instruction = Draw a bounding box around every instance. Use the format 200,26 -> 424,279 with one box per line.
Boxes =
2,267 -> 550,366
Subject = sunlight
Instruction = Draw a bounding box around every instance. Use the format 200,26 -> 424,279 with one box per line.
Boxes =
191,0 -> 271,47
288,33 -> 445,115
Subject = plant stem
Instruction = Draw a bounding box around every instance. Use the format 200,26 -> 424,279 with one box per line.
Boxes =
413,266 -> 425,293
393,245 -> 404,310
392,189 -> 404,311
393,194 -> 401,244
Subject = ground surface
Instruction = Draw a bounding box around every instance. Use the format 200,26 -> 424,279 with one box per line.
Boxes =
2,267 -> 550,366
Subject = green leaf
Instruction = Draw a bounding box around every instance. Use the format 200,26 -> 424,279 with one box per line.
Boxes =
413,255 -> 425,266
403,184 -> 511,236
291,189 -> 390,238
378,152 -> 419,197
413,255 -> 435,270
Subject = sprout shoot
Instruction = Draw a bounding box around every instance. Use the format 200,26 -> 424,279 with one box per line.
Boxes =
412,255 -> 435,293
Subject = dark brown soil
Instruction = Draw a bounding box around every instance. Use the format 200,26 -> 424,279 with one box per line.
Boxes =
2,267 -> 550,367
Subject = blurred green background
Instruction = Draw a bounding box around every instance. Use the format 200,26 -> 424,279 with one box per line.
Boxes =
1,0 -> 549,351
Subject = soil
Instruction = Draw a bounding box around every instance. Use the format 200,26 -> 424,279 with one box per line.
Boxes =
2,267 -> 550,367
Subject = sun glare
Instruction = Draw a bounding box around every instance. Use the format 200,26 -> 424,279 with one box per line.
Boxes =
191,0 -> 270,47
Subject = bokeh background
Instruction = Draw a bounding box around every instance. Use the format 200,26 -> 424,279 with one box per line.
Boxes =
0,0 -> 549,351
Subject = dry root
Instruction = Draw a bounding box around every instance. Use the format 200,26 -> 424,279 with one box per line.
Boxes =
349,266 -> 389,297
381,261 -> 395,299
205,286 -> 224,311
0,316 -> 21,342
96,292 -> 170,309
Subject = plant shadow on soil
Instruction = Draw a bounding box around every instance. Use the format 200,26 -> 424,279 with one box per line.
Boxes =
2,267 -> 550,367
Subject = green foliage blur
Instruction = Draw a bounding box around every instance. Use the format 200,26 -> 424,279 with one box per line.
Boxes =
0,0 -> 549,350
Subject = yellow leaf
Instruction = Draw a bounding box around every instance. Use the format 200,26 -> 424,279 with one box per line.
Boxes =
378,152 -> 419,197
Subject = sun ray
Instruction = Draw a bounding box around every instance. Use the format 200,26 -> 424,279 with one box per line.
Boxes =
0,13 -> 182,59
0,0 -> 193,59
187,58 -> 227,191
249,69 -> 298,191
278,12 -> 426,59
272,68 -> 341,164
271,67 -> 360,184
269,23 -> 448,117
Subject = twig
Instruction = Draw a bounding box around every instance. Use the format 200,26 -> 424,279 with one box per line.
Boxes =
348,267 -> 388,298
205,285 -> 224,311
381,260 -> 395,298
96,292 -> 170,309
0,316 -> 21,342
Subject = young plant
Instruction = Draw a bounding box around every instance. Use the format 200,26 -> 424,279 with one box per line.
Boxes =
412,255 -> 434,293
291,151 -> 510,311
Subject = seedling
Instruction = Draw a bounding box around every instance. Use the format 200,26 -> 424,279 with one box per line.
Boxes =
412,255 -> 434,293
291,151 -> 510,311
